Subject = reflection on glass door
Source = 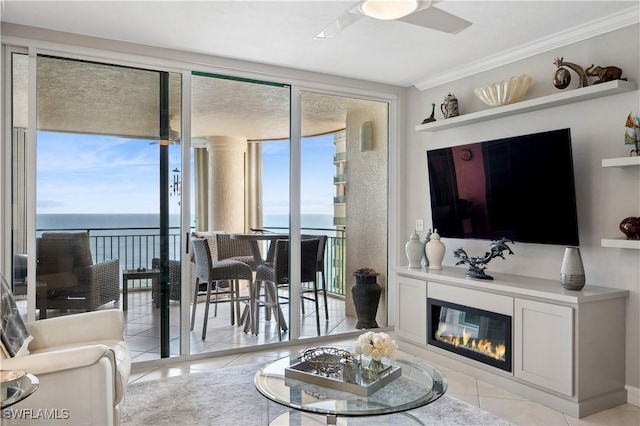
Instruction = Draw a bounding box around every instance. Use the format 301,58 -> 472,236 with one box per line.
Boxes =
299,92 -> 389,338
190,73 -> 291,351
31,55 -> 182,360
10,52 -> 29,310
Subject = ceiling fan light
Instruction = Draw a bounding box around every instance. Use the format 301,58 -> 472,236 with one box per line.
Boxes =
360,0 -> 419,20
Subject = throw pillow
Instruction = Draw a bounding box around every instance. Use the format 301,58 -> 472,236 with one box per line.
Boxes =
0,273 -> 33,357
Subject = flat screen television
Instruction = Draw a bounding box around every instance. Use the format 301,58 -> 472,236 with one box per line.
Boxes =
427,128 -> 579,246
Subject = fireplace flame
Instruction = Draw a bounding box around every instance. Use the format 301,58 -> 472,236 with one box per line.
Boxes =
436,326 -> 506,361
462,328 -> 471,346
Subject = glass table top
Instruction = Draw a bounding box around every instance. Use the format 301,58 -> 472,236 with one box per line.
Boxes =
254,352 -> 447,417
1,372 -> 39,409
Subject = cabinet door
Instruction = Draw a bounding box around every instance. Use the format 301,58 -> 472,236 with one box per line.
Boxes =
514,298 -> 573,396
396,276 -> 427,345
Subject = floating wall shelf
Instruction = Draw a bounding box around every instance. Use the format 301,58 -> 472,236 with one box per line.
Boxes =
415,80 -> 637,133
602,154 -> 639,249
602,156 -> 640,167
601,238 -> 640,249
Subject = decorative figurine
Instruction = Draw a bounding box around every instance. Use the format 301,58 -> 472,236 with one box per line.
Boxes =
619,217 -> 640,239
625,112 -> 640,156
422,103 -> 437,124
553,65 -> 572,89
440,93 -> 459,119
553,57 -> 588,88
586,64 -> 626,84
453,238 -> 515,280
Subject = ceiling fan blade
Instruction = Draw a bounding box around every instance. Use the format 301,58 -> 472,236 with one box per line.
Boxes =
397,5 -> 471,34
315,4 -> 365,39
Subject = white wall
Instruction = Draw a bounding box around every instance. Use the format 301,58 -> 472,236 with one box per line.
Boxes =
403,24 -> 640,389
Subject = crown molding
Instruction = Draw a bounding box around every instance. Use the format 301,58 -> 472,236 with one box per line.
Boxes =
413,5 -> 640,91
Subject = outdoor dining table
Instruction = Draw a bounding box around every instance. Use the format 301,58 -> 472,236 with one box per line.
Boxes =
229,231 -> 288,266
230,232 -> 289,335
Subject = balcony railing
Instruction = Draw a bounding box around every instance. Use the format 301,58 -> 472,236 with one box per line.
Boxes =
36,226 -> 347,297
262,226 -> 346,297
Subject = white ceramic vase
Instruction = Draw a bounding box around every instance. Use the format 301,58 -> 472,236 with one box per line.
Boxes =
560,246 -> 585,290
423,229 -> 432,268
426,229 -> 445,270
405,231 -> 424,269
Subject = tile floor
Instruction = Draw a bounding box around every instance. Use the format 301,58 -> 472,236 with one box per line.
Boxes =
33,288 -> 640,425
125,286 -> 639,425
129,335 -> 640,426
122,285 -> 357,362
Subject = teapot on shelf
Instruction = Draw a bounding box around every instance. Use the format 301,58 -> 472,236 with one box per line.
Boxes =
441,92 -> 459,119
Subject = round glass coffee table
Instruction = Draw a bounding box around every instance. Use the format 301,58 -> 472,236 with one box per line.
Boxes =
254,352 -> 447,423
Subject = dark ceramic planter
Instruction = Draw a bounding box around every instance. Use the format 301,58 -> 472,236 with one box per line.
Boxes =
351,270 -> 381,329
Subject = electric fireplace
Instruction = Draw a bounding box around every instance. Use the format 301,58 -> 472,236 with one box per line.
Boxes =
428,298 -> 512,372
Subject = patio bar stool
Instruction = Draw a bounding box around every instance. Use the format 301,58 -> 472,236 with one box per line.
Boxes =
190,237 -> 254,340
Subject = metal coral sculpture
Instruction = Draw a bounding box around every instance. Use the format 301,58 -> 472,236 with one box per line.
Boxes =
625,112 -> 640,156
453,238 -> 515,280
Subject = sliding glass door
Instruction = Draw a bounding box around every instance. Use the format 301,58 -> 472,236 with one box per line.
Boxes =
190,72 -> 291,351
188,77 -> 391,353
11,54 -> 183,360
5,43 -> 392,361
299,91 -> 390,339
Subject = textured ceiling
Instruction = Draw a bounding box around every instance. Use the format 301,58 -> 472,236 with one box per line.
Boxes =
5,1 -> 638,139
2,1 -> 638,88
19,56 -> 381,140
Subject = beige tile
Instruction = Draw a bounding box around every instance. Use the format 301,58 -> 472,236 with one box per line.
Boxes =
130,351 -> 163,362
477,379 -> 527,400
564,403 -> 640,425
480,396 -> 569,426
439,367 -> 479,396
176,354 -> 241,371
130,366 -> 199,383
227,352 -> 282,367
128,367 -> 158,384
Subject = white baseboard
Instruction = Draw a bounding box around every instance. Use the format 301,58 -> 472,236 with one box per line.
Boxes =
626,385 -> 640,407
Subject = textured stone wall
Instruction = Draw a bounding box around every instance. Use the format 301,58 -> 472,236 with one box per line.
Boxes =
345,102 -> 389,326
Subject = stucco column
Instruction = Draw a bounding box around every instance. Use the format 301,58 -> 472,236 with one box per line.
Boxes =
205,136 -> 247,233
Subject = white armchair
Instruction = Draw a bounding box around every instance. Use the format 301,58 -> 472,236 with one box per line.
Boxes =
1,309 -> 131,425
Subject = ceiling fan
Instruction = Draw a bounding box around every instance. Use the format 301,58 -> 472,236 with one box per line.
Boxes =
315,0 -> 472,39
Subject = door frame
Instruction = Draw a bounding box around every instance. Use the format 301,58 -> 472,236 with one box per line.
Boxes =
1,34 -> 401,358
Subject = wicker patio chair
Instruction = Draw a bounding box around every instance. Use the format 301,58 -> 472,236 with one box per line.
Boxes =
300,234 -> 329,324
151,258 -> 181,302
254,238 -> 320,338
36,231 -> 119,316
214,233 -> 259,271
190,237 -> 254,340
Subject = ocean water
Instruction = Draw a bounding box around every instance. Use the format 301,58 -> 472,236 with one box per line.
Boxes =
36,213 -> 335,232
36,213 -> 337,268
37,213 -> 182,233
263,213 -> 335,232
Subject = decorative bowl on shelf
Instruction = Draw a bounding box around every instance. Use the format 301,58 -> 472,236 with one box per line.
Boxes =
474,74 -> 533,107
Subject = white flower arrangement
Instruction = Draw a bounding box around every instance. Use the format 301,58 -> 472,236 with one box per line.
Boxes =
354,331 -> 398,361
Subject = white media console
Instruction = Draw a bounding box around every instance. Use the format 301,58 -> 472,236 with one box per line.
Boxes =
394,266 -> 629,418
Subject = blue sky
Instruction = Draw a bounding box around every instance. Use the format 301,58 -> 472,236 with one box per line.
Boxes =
262,134 -> 336,215
36,131 -> 336,217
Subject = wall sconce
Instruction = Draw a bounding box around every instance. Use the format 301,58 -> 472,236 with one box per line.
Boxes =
360,121 -> 373,151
